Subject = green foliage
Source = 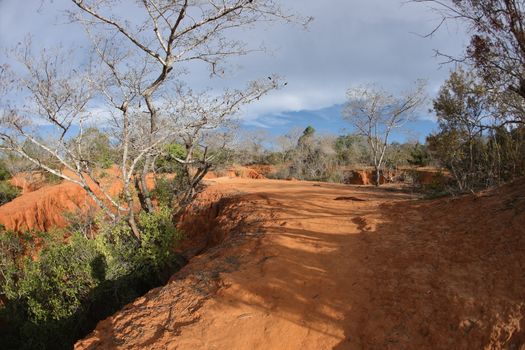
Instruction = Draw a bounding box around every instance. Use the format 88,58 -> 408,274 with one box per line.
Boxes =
261,151 -> 285,165
152,164 -> 199,209
0,210 -> 184,350
0,181 -> 20,205
383,142 -> 412,169
137,207 -> 181,273
303,125 -> 315,137
273,133 -> 342,182
407,143 -> 431,167
297,125 -> 315,147
0,231 -> 35,301
0,159 -> 11,181
96,207 -> 181,283
17,234 -> 102,323
68,128 -> 115,169
0,158 -> 22,205
333,134 -> 370,165
43,173 -> 63,185
208,148 -> 234,168
152,176 -> 176,208
156,143 -> 187,173
21,139 -> 62,170
488,126 -> 525,182
428,67 -> 525,192
0,230 -> 103,349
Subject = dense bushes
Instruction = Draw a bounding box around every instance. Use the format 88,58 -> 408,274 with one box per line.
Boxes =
0,161 -> 20,205
0,181 -> 20,206
96,207 -> 182,283
427,68 -> 525,192
407,143 -> 431,167
0,209 -> 184,350
334,134 -> 369,165
156,143 -> 187,173
0,160 -> 10,181
68,128 -> 116,169
268,126 -> 342,182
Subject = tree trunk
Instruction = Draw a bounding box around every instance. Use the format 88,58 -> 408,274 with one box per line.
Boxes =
134,176 -> 148,212
123,178 -> 141,241
375,165 -> 381,187
127,213 -> 141,241
140,156 -> 154,213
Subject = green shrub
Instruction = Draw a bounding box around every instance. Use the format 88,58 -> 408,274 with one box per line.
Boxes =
96,207 -> 182,283
44,173 -> 63,185
68,128 -> 116,169
17,234 -> 103,323
407,143 -> 431,167
0,160 -> 11,181
261,152 -> 285,165
0,210 -> 184,350
0,181 -> 20,205
156,143 -> 187,173
0,230 -> 104,349
152,176 -> 176,207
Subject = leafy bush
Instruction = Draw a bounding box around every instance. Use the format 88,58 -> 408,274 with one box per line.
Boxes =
334,134 -> 369,165
261,152 -> 285,165
407,143 -> 431,167
0,210 -> 184,350
0,181 -> 20,205
0,230 -> 103,349
19,235 -> 102,322
44,173 -> 63,185
68,128 -> 116,169
0,159 -> 11,181
152,176 -> 176,208
156,143 -> 187,173
273,127 -> 342,182
96,207 -> 182,283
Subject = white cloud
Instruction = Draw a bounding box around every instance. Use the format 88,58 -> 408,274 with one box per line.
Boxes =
0,0 -> 468,130
240,86 -> 346,121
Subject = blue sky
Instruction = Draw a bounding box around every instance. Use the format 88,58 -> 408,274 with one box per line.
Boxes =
0,0 -> 468,142
243,104 -> 438,143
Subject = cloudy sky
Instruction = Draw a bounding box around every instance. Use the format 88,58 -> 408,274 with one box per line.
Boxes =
0,0 -> 468,141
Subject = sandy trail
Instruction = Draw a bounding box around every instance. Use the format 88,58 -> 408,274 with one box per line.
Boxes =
76,178 -> 525,350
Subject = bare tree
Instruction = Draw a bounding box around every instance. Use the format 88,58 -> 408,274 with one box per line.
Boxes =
0,65 -> 9,99
67,0 -> 309,214
163,81 -> 280,212
0,1 -> 308,238
0,46 -> 121,219
412,0 -> 525,125
234,128 -> 272,164
343,81 -> 427,186
276,126 -> 303,154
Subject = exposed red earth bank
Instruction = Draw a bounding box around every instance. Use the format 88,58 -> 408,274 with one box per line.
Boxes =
0,166 -> 266,232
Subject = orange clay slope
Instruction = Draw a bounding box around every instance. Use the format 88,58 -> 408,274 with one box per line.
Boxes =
0,167 -> 127,231
0,165 -> 265,232
76,177 -> 525,350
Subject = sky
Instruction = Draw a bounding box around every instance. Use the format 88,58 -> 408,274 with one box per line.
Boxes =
0,0 -> 468,142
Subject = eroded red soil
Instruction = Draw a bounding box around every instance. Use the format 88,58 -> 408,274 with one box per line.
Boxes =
75,177 -> 525,350
0,167 -> 153,231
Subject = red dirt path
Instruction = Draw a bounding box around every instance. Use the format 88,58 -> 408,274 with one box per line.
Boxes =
75,177 -> 525,350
